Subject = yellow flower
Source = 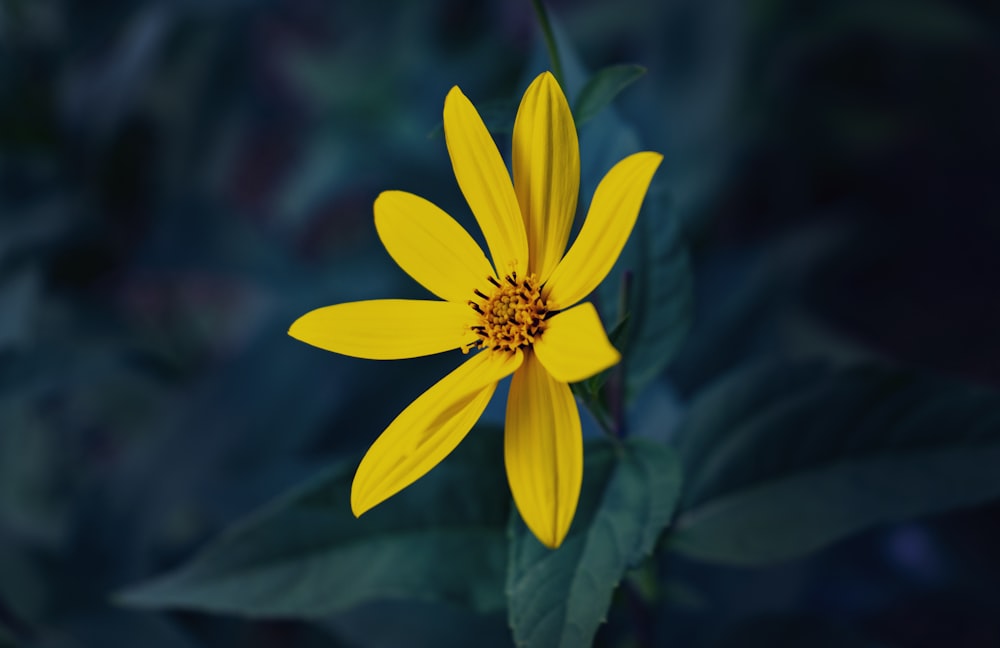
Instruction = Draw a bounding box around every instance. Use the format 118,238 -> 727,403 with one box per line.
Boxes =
289,71 -> 661,548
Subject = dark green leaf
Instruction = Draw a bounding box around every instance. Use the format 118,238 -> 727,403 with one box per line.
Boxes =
507,439 -> 681,648
117,428 -> 510,617
573,64 -> 646,126
601,194 -> 693,396
670,361 -> 1000,565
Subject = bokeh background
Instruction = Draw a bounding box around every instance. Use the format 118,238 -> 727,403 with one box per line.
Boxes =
2,0 -> 999,646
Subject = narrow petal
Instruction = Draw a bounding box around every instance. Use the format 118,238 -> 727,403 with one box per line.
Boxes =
534,302 -> 620,383
352,349 -> 523,516
289,299 -> 476,360
374,190 -> 496,302
443,86 -> 528,277
505,352 -> 583,548
513,71 -> 579,283
545,152 -> 663,309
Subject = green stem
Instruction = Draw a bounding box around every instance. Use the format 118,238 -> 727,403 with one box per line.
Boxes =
611,270 -> 633,437
530,0 -> 564,86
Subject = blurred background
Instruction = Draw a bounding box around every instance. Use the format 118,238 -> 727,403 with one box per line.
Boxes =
1,0 -> 999,646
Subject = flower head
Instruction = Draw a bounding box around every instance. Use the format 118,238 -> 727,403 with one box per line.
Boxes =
289,71 -> 661,548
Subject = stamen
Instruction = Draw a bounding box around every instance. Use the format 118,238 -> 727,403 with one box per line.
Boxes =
468,272 -> 549,354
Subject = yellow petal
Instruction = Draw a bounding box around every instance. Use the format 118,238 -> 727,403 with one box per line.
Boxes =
513,71 -> 579,284
374,190 -> 496,302
534,302 -> 621,383
504,352 -> 583,548
443,86 -> 528,277
288,299 -> 476,360
352,349 -> 523,516
545,151 -> 663,309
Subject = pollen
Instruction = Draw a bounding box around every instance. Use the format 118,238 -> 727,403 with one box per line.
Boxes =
465,272 -> 549,353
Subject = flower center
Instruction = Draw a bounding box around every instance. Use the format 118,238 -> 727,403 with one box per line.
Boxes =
466,272 -> 549,354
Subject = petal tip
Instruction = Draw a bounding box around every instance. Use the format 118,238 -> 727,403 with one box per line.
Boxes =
372,189 -> 396,209
601,348 -> 623,374
640,150 -> 664,168
535,70 -> 557,88
286,313 -> 311,342
444,85 -> 467,107
524,514 -> 569,550
350,485 -> 375,518
544,528 -> 568,550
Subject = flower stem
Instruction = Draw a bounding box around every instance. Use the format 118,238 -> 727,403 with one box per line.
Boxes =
611,270 -> 633,437
530,0 -> 564,87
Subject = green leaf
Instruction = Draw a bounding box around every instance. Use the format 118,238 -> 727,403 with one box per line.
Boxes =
507,439 -> 681,648
573,64 -> 646,126
117,427 -> 510,617
670,361 -> 1000,565
602,194 -> 693,396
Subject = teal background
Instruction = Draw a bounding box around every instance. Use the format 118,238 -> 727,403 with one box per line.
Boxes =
2,0 -> 999,646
